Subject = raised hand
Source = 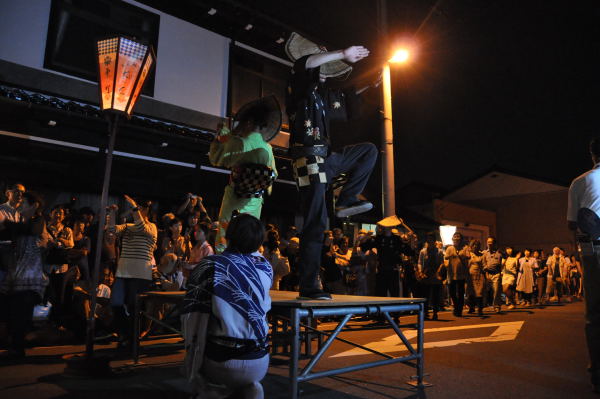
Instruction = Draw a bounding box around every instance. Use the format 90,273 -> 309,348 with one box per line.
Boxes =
123,194 -> 137,209
343,46 -> 370,63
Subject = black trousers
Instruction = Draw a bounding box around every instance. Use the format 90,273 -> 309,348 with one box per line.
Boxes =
449,280 -> 466,316
423,283 -> 442,315
376,269 -> 400,297
0,290 -> 39,353
299,143 -> 378,291
579,243 -> 600,374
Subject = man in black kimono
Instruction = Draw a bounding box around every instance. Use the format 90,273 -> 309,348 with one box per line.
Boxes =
285,34 -> 378,299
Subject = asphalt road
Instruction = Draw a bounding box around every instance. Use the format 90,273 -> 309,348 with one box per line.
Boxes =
0,301 -> 597,399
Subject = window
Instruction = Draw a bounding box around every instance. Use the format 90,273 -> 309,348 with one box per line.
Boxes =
228,44 -> 290,129
44,0 -> 159,95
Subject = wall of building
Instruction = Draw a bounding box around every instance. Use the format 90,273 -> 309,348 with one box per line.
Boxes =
460,190 -> 573,254
433,199 -> 497,235
0,0 -> 230,117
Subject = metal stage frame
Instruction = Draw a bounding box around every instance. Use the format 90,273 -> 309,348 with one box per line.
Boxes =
131,290 -> 429,398
269,291 -> 428,399
132,290 -> 185,364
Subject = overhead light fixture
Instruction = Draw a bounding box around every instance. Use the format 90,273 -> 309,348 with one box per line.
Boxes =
276,37 -> 285,44
207,8 -> 217,15
245,24 -> 253,31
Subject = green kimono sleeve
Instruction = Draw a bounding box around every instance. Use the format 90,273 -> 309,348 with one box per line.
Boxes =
209,134 -> 244,168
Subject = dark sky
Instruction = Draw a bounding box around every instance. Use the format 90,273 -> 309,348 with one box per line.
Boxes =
252,0 -> 600,190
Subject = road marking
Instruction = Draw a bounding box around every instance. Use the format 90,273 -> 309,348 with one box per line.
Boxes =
332,321 -> 525,357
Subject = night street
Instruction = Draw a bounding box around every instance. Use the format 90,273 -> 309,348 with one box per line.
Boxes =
1,300 -> 594,399
1,1 -> 600,398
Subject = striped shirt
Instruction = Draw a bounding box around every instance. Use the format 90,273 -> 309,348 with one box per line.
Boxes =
112,218 -> 157,280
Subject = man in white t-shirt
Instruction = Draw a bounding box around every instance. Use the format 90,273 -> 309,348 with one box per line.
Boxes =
567,137 -> 600,394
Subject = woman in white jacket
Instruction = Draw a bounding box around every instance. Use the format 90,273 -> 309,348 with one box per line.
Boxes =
262,230 -> 290,290
516,249 -> 537,306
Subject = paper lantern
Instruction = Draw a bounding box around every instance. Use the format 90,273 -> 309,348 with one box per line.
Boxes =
96,37 -> 155,115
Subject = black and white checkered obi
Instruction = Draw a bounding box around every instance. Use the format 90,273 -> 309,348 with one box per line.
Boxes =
231,163 -> 276,198
292,155 -> 328,187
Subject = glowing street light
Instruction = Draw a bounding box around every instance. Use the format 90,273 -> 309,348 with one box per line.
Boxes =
389,48 -> 410,64
381,47 -> 411,216
440,225 -> 458,247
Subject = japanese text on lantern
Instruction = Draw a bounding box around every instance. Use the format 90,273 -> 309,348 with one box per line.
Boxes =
126,53 -> 154,115
97,38 -> 118,109
113,38 -> 147,112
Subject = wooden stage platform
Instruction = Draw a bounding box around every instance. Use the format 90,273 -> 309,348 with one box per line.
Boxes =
132,290 -> 428,398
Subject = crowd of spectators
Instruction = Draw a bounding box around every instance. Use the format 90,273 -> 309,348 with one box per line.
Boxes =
0,182 -> 584,360
0,185 -> 217,358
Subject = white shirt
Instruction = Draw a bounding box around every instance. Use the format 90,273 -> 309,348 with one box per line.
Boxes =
0,202 -> 21,225
567,163 -> 600,222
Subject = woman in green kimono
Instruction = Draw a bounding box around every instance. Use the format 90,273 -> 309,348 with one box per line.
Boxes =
209,96 -> 281,252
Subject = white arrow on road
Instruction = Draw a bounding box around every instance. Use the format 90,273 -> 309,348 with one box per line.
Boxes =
332,321 -> 525,357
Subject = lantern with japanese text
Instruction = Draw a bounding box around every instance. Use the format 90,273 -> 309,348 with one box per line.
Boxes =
76,36 -> 156,367
96,37 -> 155,115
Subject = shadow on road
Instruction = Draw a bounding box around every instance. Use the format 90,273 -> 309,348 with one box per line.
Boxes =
263,373 -> 428,399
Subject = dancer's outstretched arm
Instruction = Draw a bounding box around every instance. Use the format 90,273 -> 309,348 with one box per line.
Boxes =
305,46 -> 370,69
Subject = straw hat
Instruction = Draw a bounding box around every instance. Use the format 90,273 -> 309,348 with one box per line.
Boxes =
377,215 -> 404,227
285,32 -> 352,78
233,95 -> 282,142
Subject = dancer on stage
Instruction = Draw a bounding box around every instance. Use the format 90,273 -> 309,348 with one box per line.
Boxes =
285,33 -> 378,299
209,96 -> 281,253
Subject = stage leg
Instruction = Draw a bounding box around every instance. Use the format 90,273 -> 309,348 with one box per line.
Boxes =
417,302 -> 425,386
290,308 -> 300,399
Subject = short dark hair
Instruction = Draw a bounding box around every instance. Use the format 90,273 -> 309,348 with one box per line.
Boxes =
265,229 -> 280,251
190,222 -> 211,246
72,217 -> 87,226
51,204 -> 65,213
166,217 -> 182,239
225,214 -> 265,254
469,239 -> 481,251
23,191 -> 44,213
7,183 -> 25,191
590,137 -> 600,157
79,206 -> 95,217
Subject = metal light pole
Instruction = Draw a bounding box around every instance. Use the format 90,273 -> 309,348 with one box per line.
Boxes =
378,0 -> 410,217
381,62 -> 395,217
381,50 -> 410,218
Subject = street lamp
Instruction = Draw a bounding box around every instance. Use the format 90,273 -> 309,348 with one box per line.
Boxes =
66,36 -> 155,376
381,47 -> 410,217
389,49 -> 410,64
440,225 -> 457,247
